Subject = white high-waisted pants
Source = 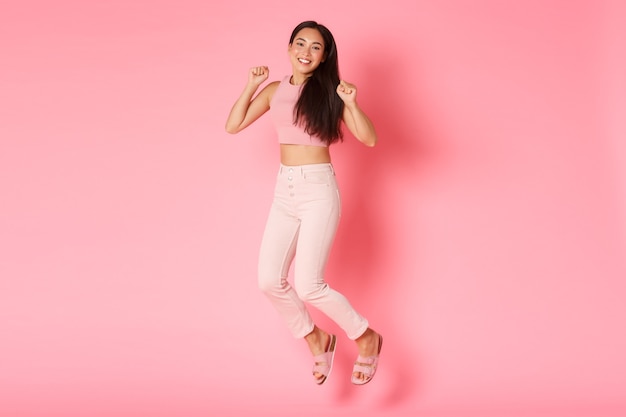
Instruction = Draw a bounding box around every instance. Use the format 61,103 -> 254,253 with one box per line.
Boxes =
258,163 -> 369,340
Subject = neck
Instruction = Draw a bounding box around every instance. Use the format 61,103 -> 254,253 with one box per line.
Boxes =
290,74 -> 310,86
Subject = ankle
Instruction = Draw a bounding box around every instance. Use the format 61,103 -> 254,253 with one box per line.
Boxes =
356,328 -> 375,343
305,327 -> 328,350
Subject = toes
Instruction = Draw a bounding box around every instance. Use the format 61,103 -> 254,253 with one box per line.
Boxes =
313,371 -> 326,384
352,371 -> 364,382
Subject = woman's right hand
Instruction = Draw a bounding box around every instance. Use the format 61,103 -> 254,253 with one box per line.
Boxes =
225,66 -> 274,134
248,66 -> 269,87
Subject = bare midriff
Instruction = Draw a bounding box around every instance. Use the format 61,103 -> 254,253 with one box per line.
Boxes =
280,144 -> 331,166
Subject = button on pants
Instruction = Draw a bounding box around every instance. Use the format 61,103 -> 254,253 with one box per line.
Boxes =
258,163 -> 369,340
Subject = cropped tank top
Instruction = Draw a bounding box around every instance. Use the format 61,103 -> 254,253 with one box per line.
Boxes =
269,76 -> 328,147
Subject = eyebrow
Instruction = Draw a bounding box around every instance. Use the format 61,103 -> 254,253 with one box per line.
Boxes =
296,37 -> 323,46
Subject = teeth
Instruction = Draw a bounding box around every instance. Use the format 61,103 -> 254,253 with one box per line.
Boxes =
298,59 -> 311,64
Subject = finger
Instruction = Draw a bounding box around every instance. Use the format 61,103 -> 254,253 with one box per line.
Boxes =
251,66 -> 268,76
338,80 -> 354,94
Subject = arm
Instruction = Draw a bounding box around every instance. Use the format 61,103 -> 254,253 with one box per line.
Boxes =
337,80 -> 378,147
225,66 -> 277,134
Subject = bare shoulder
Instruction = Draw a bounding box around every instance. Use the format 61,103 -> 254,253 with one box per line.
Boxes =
249,80 -> 279,108
263,80 -> 280,98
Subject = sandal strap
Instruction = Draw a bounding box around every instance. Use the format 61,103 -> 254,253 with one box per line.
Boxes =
313,364 -> 331,374
311,334 -> 337,383
351,334 -> 383,385
354,354 -> 377,365
313,351 -> 332,363
353,362 -> 377,376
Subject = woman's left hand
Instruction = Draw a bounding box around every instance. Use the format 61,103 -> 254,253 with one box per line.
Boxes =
336,80 -> 357,104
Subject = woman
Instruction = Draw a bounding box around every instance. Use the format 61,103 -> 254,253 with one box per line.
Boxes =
225,20 -> 383,385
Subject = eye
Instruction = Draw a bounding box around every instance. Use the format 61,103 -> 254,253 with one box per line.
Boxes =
296,41 -> 305,47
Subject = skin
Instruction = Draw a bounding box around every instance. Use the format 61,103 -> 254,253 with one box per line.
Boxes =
225,27 -> 381,383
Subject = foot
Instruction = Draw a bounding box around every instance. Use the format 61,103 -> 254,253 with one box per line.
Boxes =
352,328 -> 383,385
305,327 -> 337,384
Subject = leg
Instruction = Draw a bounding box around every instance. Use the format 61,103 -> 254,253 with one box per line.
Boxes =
292,166 -> 383,384
292,170 -> 369,340
259,166 -> 346,384
258,200 -> 315,339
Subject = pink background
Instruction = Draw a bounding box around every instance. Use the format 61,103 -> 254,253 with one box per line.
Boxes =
1,1 -> 625,416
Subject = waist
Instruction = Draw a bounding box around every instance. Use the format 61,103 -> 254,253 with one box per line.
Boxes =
280,144 -> 331,166
278,162 -> 335,178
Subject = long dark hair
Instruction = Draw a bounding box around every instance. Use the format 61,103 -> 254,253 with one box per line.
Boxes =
290,21 -> 344,145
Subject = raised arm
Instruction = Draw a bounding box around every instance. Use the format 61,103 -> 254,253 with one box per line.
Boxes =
225,66 -> 278,134
337,80 -> 378,147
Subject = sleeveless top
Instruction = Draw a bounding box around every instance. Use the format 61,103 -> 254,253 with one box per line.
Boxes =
269,76 -> 328,147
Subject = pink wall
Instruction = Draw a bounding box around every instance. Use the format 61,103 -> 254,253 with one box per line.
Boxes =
1,1 -> 625,416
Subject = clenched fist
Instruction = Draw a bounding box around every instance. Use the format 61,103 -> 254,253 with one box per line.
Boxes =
249,66 -> 269,87
336,80 -> 357,104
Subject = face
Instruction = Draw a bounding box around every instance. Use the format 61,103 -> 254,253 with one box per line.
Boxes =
288,27 -> 326,76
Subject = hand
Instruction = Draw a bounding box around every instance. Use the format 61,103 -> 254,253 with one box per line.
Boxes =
336,80 -> 357,104
248,66 -> 269,87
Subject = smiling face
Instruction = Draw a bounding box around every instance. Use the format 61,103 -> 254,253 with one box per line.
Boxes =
288,27 -> 326,82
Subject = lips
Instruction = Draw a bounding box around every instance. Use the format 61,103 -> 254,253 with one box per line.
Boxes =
298,58 -> 311,64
